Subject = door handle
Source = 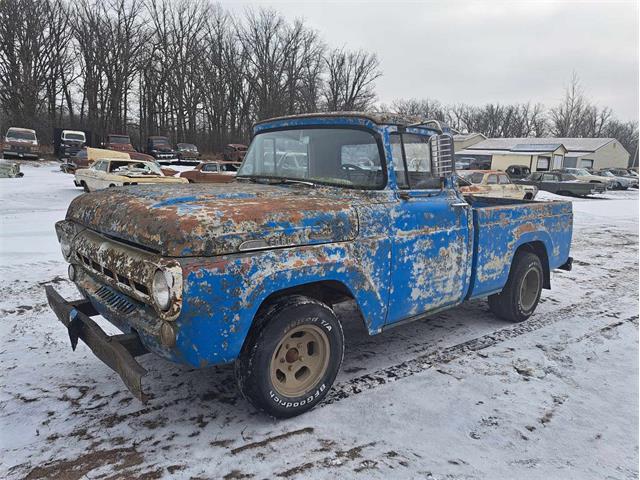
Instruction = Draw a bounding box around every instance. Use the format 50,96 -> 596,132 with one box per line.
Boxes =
450,202 -> 469,208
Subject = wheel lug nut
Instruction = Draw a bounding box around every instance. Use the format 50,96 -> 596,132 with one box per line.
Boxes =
297,343 -> 302,348
280,358 -> 285,363
288,365 -> 292,371
299,357 -> 304,362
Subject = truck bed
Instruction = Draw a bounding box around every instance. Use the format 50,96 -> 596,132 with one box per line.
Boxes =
465,196 -> 573,299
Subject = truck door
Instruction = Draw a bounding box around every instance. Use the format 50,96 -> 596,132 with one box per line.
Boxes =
386,132 -> 472,325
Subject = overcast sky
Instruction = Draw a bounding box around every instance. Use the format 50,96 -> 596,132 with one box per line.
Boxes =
222,0 -> 639,121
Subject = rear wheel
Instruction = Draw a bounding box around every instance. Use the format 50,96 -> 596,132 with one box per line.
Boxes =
488,251 -> 543,323
523,193 -> 533,200
235,295 -> 344,418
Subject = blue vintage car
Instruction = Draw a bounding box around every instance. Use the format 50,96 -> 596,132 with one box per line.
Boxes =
46,112 -> 573,417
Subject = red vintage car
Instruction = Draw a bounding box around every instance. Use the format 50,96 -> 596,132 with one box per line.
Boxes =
179,161 -> 240,183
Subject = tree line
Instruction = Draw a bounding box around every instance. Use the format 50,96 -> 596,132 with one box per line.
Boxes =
0,0 -> 637,162
0,0 -> 381,150
388,74 -> 638,162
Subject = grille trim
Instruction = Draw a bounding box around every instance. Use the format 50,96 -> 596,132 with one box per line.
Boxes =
94,285 -> 137,314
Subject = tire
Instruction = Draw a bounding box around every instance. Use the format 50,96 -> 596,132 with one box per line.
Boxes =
488,251 -> 543,323
81,181 -> 90,193
523,193 -> 533,200
235,295 -> 344,418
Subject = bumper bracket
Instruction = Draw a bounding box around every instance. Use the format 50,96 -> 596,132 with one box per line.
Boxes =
45,286 -> 149,401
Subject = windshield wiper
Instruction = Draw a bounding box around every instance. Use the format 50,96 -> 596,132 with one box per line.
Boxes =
236,176 -> 315,187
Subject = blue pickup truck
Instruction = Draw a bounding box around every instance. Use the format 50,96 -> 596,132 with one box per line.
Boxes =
46,112 -> 573,417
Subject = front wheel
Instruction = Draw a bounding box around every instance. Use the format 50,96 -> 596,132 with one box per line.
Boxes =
488,251 -> 543,323
81,181 -> 90,193
235,295 -> 344,418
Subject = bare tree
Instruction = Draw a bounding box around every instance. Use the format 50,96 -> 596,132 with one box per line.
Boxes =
323,48 -> 381,111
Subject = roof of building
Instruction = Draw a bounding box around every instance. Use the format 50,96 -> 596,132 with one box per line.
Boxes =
466,137 -> 617,152
457,148 -> 558,157
511,143 -> 565,152
454,132 -> 487,141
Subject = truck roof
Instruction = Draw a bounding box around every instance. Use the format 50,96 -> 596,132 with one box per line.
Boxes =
254,111 -> 434,128
62,130 -> 85,136
7,127 -> 36,133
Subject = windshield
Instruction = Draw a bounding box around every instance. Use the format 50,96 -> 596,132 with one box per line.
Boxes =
570,168 -> 591,175
110,161 -> 162,175
7,129 -> 35,141
109,136 -> 130,144
238,128 -> 384,188
151,138 -> 170,146
178,143 -> 196,150
599,171 -> 614,177
458,171 -> 484,184
64,132 -> 85,141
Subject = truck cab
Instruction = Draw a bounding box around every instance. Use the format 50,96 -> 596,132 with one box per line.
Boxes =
2,127 -> 39,159
104,134 -> 135,152
60,130 -> 87,159
146,136 -> 178,164
47,112 -> 573,418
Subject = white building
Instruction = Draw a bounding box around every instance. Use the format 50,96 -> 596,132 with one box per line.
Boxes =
456,137 -> 630,171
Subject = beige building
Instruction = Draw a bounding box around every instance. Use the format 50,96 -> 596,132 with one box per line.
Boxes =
456,137 -> 630,171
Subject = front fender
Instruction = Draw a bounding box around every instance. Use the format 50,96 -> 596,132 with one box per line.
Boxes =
174,241 -> 390,367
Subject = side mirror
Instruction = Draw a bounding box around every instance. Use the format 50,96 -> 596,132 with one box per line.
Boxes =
430,134 -> 455,177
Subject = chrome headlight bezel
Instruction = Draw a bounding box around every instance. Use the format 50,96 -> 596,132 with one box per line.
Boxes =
152,269 -> 172,311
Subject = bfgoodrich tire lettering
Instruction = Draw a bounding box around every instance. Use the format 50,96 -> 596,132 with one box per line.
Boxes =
488,251 -> 543,323
235,295 -> 344,418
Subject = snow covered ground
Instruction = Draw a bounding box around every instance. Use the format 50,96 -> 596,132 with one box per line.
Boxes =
1,163 -> 638,479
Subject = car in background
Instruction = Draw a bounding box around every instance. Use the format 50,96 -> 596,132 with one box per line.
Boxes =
505,165 -> 531,180
600,168 -> 639,187
176,143 -> 200,164
58,130 -> 87,160
63,148 -> 178,178
223,143 -> 248,162
457,170 -> 537,200
74,158 -> 187,192
515,171 -> 605,197
2,127 -> 39,159
553,168 -> 613,190
179,161 -> 239,183
594,170 -> 635,190
146,136 -> 178,164
104,134 -> 135,152
0,160 -> 24,178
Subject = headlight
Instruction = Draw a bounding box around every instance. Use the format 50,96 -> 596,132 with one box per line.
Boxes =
152,269 -> 171,311
60,236 -> 72,258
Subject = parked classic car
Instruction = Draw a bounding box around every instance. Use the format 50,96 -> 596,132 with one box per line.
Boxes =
223,143 -> 248,161
554,168 -> 613,189
594,170 -> 637,190
2,127 -> 39,159
179,161 -> 239,183
505,165 -> 531,180
62,148 -> 177,177
458,170 -> 538,200
515,171 -> 605,196
176,143 -> 200,163
146,136 -> 178,163
104,134 -> 135,152
74,158 -> 187,192
47,112 -> 573,418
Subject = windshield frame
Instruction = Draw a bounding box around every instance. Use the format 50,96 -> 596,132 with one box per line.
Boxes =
237,125 -> 388,191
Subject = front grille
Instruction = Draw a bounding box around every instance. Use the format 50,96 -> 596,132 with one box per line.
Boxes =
94,285 -> 137,314
79,254 -> 149,298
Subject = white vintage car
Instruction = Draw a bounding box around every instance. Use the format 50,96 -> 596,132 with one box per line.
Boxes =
458,170 -> 538,200
74,158 -> 187,192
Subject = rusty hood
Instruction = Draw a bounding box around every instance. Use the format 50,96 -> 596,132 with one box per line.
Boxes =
66,183 -> 359,257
